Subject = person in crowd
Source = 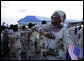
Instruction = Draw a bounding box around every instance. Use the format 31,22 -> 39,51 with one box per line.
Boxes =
42,20 -> 47,24
19,25 -> 29,60
31,10 -> 73,60
74,26 -> 77,35
2,26 -> 9,55
10,25 -> 22,60
18,25 -> 22,31
78,25 -> 82,31
10,24 -> 14,30
28,23 -> 33,29
28,23 -> 38,54
7,24 -> 14,58
1,26 -> 5,56
26,23 -> 36,60
20,25 -> 28,53
77,28 -> 83,60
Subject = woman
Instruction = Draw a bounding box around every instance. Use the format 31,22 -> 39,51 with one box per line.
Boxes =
10,25 -> 22,60
32,10 -> 73,60
26,23 -> 36,60
20,25 -> 28,53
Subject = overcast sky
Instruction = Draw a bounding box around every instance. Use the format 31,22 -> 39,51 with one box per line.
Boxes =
1,1 -> 83,25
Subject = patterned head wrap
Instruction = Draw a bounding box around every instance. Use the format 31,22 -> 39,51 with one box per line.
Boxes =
53,10 -> 66,25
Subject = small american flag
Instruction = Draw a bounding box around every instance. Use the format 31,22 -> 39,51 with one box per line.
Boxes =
68,44 -> 80,60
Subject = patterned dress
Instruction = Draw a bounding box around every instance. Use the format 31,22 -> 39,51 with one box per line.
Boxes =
32,24 -> 73,60
10,31 -> 22,60
20,30 -> 28,53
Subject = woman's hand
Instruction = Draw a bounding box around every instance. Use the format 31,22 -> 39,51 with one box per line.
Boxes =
44,32 -> 55,39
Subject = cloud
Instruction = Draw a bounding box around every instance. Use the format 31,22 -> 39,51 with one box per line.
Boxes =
18,9 -> 28,12
1,1 -> 83,25
1,1 -> 9,8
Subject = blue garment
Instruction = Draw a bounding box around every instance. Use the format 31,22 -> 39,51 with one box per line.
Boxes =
66,50 -> 71,60
79,47 -> 83,59
73,46 -> 80,56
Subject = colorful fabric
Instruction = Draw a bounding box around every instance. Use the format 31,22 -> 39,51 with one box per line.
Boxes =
66,50 -> 71,60
68,44 -> 80,60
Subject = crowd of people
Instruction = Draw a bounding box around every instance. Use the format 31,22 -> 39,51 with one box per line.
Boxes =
1,10 -> 83,60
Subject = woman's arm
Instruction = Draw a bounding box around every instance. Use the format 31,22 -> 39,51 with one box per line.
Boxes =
31,25 -> 55,39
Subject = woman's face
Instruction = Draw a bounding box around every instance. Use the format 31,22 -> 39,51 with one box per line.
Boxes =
51,12 -> 61,26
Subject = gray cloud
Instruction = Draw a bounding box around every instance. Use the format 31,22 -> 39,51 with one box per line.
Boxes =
18,9 -> 27,12
1,1 -> 9,8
